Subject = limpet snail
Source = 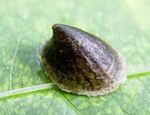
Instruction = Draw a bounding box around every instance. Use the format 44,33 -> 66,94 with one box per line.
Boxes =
40,24 -> 126,96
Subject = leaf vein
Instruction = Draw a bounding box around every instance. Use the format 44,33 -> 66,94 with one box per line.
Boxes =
58,91 -> 82,115
9,35 -> 22,90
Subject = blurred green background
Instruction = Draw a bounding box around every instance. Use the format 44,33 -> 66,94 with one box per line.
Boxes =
0,0 -> 150,115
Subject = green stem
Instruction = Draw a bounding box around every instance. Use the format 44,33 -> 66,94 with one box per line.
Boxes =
128,71 -> 150,79
0,83 -> 53,99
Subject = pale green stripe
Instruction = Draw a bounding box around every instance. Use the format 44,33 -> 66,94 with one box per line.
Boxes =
0,83 -> 53,99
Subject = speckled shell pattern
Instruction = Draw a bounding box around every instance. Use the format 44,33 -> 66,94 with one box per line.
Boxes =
41,24 -> 126,96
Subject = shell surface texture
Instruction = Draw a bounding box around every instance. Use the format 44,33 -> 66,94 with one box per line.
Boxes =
40,24 -> 126,96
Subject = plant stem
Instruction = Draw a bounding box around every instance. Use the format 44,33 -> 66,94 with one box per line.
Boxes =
0,83 -> 53,99
128,71 -> 150,79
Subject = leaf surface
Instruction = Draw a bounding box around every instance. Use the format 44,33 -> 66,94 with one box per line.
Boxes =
0,0 -> 150,115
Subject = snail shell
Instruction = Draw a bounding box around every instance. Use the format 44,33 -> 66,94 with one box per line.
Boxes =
40,24 -> 126,96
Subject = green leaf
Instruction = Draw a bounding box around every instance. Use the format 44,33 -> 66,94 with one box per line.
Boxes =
0,0 -> 150,115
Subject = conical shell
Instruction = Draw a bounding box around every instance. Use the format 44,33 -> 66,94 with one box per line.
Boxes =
40,24 -> 126,96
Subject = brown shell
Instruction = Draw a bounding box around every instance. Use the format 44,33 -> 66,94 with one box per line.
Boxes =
40,24 -> 126,96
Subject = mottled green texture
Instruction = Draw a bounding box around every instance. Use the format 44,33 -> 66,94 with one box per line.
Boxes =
0,0 -> 150,115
